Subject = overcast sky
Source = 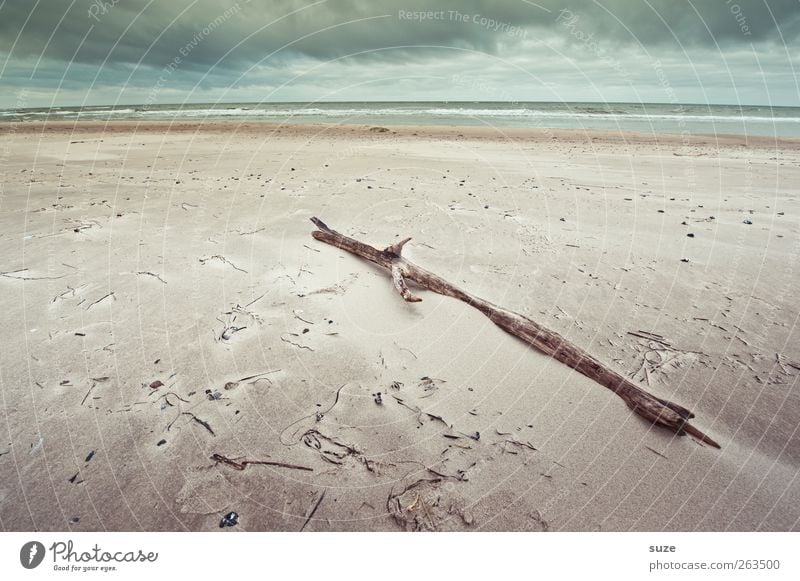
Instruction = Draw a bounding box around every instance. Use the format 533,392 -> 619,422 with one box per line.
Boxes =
1,0 -> 798,108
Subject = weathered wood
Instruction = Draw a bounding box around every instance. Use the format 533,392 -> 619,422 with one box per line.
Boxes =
310,217 -> 720,449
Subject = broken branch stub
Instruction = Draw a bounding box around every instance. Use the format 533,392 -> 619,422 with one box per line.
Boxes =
310,217 -> 720,449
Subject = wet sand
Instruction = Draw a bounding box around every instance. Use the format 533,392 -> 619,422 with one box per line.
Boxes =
1,121 -> 799,531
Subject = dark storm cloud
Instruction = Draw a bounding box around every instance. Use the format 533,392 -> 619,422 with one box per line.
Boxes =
0,1 -> 797,106
1,1 -> 797,70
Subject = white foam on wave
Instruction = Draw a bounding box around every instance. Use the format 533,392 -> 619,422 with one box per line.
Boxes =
3,104 -> 800,131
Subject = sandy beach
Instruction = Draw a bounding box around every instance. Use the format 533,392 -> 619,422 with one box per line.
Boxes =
1,121 -> 798,532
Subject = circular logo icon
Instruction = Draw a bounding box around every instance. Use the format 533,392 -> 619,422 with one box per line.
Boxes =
20,541 -> 46,569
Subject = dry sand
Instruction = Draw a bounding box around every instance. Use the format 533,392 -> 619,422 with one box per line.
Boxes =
1,121 -> 799,531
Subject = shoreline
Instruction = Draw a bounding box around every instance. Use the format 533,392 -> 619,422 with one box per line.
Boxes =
3,120 -> 800,150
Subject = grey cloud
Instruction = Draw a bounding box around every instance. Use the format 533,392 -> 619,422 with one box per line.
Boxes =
1,1 -> 797,70
0,1 -> 797,107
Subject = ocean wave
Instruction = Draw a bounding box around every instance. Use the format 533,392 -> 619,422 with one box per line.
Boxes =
4,104 -> 800,133
17,108 -> 137,117
124,106 -> 800,123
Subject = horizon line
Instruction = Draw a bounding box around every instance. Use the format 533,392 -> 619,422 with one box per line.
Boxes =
3,99 -> 796,111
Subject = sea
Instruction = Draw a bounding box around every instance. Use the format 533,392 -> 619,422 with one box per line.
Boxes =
2,101 -> 799,138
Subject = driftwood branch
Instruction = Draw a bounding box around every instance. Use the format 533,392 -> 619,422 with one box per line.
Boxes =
310,217 -> 720,449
